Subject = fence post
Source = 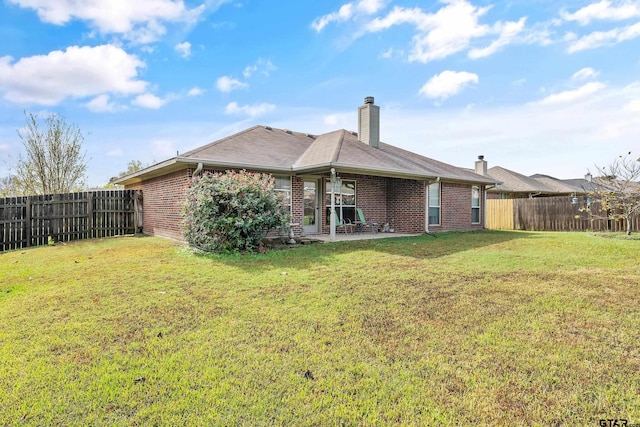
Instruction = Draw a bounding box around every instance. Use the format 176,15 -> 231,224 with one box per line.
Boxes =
87,192 -> 94,239
24,197 -> 32,247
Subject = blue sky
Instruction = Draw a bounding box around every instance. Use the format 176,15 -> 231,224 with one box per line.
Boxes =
0,0 -> 639,186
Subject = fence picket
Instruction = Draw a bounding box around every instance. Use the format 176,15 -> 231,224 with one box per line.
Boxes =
0,190 -> 138,251
487,196 -> 640,233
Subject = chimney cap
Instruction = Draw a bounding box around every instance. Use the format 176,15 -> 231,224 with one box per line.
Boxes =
478,155 -> 484,160
364,96 -> 375,104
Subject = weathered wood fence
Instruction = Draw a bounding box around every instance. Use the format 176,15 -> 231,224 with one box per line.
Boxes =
1,190 -> 140,251
487,196 -> 640,232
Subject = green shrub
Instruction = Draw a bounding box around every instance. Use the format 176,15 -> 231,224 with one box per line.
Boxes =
183,170 -> 291,253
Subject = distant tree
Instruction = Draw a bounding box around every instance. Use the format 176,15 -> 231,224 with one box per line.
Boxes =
585,152 -> 640,235
10,112 -> 87,195
106,160 -> 148,188
0,175 -> 19,198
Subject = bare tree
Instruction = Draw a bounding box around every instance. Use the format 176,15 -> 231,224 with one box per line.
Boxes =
0,175 -> 19,197
11,112 -> 87,195
586,152 -> 640,235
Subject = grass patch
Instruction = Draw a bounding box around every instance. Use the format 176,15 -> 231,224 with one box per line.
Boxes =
1,231 -> 640,425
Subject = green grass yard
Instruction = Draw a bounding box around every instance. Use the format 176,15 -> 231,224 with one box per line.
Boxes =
1,231 -> 639,425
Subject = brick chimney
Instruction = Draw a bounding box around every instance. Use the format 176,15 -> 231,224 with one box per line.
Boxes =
475,155 -> 487,176
358,96 -> 380,148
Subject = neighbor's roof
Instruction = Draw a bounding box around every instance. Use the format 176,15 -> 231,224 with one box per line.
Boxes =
115,125 -> 495,185
488,167 -> 586,194
531,174 -> 594,193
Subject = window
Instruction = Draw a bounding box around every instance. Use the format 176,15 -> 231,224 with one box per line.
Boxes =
472,186 -> 480,224
326,179 -> 356,224
428,182 -> 440,226
274,176 -> 292,213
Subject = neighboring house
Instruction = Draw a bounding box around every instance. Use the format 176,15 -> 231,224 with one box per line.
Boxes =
472,156 -> 587,199
115,97 -> 495,241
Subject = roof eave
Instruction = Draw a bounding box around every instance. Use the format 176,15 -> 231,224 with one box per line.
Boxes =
113,157 -> 295,185
295,162 -> 496,184
114,158 -> 497,186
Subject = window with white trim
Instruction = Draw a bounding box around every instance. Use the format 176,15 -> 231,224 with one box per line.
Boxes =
428,182 -> 440,226
472,186 -> 480,224
274,176 -> 292,213
326,179 -> 356,224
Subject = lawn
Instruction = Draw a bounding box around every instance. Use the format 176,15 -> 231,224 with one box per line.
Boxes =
1,231 -> 639,426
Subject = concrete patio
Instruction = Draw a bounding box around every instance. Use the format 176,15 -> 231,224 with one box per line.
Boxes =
300,232 -> 422,243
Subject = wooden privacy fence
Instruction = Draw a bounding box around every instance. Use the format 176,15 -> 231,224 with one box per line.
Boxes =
487,196 -> 640,232
486,199 -> 514,230
1,190 -> 140,252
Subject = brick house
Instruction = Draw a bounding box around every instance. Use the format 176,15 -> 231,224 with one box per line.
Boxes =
115,97 -> 495,240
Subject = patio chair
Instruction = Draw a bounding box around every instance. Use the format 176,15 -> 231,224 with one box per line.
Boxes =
356,208 -> 378,233
333,211 -> 354,234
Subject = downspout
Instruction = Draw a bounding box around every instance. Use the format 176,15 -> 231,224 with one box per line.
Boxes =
192,162 -> 203,180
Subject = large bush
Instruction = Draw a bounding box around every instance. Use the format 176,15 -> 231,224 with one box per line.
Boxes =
183,170 -> 291,253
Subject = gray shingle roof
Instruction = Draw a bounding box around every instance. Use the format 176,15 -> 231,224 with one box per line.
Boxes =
115,125 -> 494,185
488,167 -> 587,194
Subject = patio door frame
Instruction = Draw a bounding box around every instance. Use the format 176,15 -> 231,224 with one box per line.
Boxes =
303,178 -> 321,235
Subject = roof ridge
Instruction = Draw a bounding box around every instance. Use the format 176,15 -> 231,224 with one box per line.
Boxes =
331,130 -> 346,163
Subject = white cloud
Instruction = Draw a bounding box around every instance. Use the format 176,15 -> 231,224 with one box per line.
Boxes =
311,0 -> 385,32
572,67 -> 599,81
132,93 -> 168,109
468,17 -> 526,59
187,86 -> 205,96
174,41 -> 191,58
419,70 -> 479,100
365,1 -> 526,63
566,21 -> 640,52
561,0 -> 640,25
243,65 -> 258,78
0,45 -> 147,105
536,81 -> 606,105
622,99 -> 640,112
224,101 -> 275,117
7,0 -> 205,44
215,76 -> 248,93
86,94 -> 119,112
242,59 -> 277,78
312,4 -> 354,32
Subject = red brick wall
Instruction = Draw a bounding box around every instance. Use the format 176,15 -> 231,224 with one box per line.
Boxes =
428,182 -> 484,232
125,169 -> 192,241
127,168 -> 485,240
386,178 -> 426,233
290,176 -> 304,236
